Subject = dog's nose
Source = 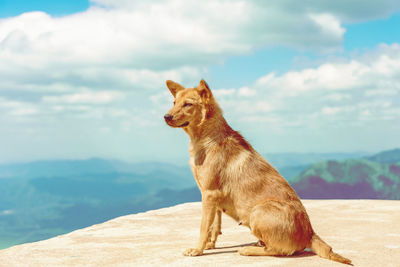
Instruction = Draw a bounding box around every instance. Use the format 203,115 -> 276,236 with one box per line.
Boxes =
164,114 -> 173,121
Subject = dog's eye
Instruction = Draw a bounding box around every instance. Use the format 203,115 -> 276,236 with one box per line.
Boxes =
173,101 -> 176,105
183,103 -> 193,107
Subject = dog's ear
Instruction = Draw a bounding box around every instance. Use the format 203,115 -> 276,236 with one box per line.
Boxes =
197,79 -> 213,102
166,80 -> 184,97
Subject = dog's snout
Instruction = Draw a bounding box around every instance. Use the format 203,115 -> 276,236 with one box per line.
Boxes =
164,114 -> 173,121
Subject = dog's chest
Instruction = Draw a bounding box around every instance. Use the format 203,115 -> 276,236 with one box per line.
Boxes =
189,153 -> 205,182
188,143 -> 218,189
189,142 -> 206,167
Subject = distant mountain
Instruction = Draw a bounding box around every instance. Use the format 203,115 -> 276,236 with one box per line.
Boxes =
0,158 -> 193,185
0,159 -> 195,249
365,148 -> 400,164
264,152 -> 367,168
161,149 -> 400,202
291,149 -> 400,199
277,164 -> 310,181
0,150 -> 398,250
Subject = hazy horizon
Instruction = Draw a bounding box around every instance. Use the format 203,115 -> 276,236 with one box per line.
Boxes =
0,149 -> 377,166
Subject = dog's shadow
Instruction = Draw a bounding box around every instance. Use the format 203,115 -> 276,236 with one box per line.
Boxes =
203,242 -> 316,258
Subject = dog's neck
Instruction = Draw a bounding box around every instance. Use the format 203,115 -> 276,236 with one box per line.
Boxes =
183,101 -> 233,146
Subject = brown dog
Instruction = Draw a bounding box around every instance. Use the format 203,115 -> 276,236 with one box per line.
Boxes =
164,79 -> 351,265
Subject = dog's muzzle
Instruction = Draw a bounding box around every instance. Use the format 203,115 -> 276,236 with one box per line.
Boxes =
164,114 -> 173,122
164,114 -> 189,127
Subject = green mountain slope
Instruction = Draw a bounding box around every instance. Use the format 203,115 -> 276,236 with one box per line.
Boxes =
291,157 -> 400,199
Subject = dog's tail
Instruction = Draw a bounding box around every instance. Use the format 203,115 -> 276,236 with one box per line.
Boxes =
309,233 -> 352,265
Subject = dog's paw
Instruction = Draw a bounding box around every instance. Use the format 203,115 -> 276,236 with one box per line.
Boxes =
205,242 -> 216,250
238,247 -> 251,256
183,248 -> 203,256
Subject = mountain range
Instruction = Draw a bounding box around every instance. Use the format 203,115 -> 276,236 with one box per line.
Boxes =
0,149 -> 399,249
291,156 -> 400,199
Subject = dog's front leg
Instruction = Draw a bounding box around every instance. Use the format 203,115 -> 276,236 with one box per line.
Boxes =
205,209 -> 222,249
184,190 -> 220,256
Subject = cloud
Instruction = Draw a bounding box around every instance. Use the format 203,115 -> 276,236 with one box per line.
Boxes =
365,89 -> 398,97
1,1 -> 400,162
238,87 -> 257,97
309,13 -> 345,41
255,60 -> 372,95
256,44 -> 400,95
213,89 -> 236,97
42,91 -> 124,104
4,0 -> 397,78
91,0 -> 400,22
1,0 -> 398,108
0,97 -> 38,117
208,44 -> 400,133
311,1 -> 400,22
321,106 -> 349,115
324,93 -> 352,101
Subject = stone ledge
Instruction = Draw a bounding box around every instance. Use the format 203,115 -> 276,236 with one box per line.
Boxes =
1,200 -> 399,266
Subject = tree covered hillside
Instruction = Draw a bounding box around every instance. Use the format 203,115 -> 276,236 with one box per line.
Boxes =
291,149 -> 400,199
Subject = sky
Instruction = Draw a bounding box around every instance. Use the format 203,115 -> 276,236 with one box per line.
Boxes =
0,0 -> 399,164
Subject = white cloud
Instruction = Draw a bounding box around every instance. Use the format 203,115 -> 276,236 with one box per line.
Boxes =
0,1 -> 399,99
324,93 -> 352,101
255,44 -> 400,96
309,13 -> 346,40
1,0 -> 400,162
322,106 -> 346,115
213,44 -> 400,133
1,0 -> 398,114
262,0 -> 400,23
9,107 -> 38,116
365,89 -> 398,97
255,60 -> 372,96
238,87 -> 256,97
0,97 -> 38,117
42,91 -> 124,104
3,0 -> 384,81
321,106 -> 338,115
213,89 -> 236,97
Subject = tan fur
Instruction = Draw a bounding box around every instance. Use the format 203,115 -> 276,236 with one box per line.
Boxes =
164,80 -> 351,265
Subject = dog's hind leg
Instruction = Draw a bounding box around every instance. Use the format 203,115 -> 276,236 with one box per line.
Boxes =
241,200 -> 312,257
205,209 -> 222,249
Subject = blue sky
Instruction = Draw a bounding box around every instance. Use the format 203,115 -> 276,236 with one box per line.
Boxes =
0,0 -> 399,164
0,0 -> 88,17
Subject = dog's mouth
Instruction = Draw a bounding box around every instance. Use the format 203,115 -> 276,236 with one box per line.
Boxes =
165,120 -> 189,128
177,121 -> 189,127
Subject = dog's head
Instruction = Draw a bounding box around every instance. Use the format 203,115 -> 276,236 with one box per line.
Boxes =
164,79 -> 213,128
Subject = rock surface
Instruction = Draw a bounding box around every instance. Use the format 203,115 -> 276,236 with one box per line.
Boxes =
0,200 -> 399,267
